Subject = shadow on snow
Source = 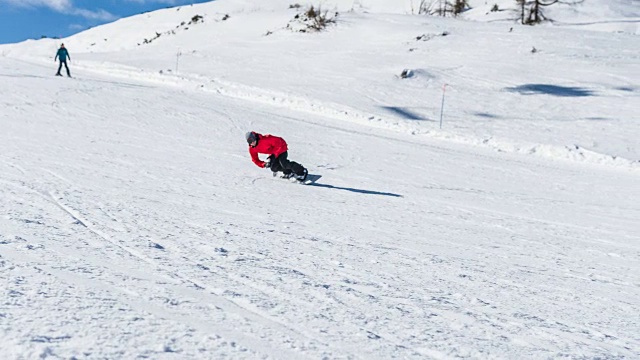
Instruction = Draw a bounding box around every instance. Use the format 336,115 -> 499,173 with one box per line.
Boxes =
380,106 -> 435,121
0,73 -> 48,79
308,182 -> 403,197
505,84 -> 595,97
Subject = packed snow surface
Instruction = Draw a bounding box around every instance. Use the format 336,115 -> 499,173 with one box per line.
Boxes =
1,0 -> 639,358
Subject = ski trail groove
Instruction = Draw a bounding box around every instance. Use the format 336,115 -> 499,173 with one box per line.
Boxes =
43,191 -> 352,357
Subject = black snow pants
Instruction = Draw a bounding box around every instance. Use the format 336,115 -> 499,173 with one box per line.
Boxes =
57,60 -> 71,77
268,151 -> 305,176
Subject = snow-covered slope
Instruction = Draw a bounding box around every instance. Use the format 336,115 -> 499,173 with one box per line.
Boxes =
1,0 -> 639,358
6,1 -> 639,166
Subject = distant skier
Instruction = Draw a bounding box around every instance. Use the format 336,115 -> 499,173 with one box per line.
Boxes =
54,43 -> 71,77
246,131 -> 307,181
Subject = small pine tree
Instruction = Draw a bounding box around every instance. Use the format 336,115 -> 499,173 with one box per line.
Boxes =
517,0 -> 584,25
452,0 -> 469,15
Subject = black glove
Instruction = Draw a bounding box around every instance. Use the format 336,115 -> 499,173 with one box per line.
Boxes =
264,155 -> 275,169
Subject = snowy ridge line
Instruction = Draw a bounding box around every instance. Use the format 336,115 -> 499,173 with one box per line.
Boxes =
53,58 -> 640,172
414,130 -> 640,172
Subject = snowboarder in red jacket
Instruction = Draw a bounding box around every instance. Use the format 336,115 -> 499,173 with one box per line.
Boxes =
246,131 -> 307,181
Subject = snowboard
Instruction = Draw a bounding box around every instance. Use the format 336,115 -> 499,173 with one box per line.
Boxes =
295,174 -> 322,185
274,172 -> 322,185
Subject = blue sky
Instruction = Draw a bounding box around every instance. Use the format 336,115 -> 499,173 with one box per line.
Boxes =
0,0 -> 213,44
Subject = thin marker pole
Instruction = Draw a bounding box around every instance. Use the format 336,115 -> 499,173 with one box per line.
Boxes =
176,49 -> 182,73
439,84 -> 448,129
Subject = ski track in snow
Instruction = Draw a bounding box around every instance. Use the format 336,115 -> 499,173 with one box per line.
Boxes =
0,177 -> 337,359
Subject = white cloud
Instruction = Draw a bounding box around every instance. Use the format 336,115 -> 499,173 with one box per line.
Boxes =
1,0 -> 73,11
71,8 -> 117,21
0,0 -> 116,21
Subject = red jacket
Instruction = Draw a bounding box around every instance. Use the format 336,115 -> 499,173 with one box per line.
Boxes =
249,133 -> 288,167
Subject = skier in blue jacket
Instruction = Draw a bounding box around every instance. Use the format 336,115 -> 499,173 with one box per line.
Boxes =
54,43 -> 71,77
